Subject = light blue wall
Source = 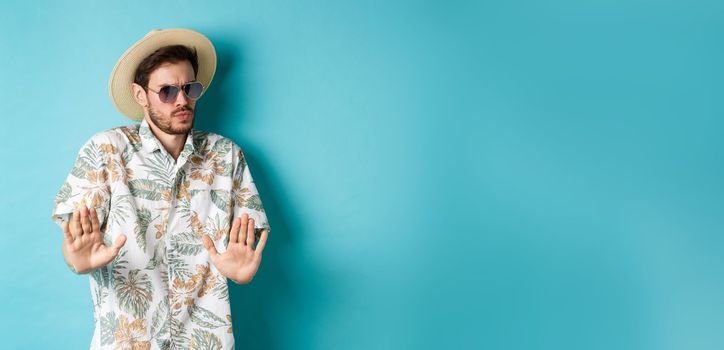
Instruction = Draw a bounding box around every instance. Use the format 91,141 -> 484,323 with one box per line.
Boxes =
1,0 -> 723,349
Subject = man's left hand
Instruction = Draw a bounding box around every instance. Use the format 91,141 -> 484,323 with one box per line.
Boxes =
202,213 -> 268,284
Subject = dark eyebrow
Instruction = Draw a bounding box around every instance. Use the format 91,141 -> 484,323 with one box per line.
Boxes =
157,80 -> 196,87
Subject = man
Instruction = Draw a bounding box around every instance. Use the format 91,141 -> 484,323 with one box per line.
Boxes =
51,28 -> 271,350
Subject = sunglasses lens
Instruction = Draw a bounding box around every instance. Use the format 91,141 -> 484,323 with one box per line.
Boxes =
158,86 -> 179,103
184,82 -> 204,99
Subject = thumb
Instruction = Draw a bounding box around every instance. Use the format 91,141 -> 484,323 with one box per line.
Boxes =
99,234 -> 127,264
111,234 -> 127,253
202,235 -> 219,258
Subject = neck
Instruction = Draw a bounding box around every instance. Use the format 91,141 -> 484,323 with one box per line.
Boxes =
145,118 -> 187,161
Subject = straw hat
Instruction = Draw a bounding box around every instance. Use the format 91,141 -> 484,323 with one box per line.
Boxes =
108,28 -> 217,121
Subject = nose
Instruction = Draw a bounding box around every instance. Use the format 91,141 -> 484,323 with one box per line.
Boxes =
174,87 -> 189,106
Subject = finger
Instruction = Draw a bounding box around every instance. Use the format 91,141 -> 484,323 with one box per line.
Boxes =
239,213 -> 249,245
246,218 -> 255,246
61,221 -> 73,242
254,229 -> 269,256
80,205 -> 92,235
90,207 -> 101,234
229,217 -> 241,243
202,235 -> 219,259
69,210 -> 82,238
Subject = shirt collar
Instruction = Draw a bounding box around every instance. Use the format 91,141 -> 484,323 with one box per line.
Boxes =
139,118 -> 196,158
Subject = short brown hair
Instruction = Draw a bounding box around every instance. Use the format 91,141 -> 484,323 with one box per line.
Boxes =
134,45 -> 199,90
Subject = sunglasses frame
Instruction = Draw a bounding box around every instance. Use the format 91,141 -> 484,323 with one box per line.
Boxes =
146,81 -> 205,103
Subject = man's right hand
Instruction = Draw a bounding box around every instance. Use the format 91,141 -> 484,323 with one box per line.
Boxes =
61,204 -> 127,274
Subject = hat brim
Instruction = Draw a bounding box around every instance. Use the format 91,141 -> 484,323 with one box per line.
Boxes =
109,28 -> 217,121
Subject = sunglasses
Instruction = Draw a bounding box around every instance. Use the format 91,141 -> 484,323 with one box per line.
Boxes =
146,81 -> 205,103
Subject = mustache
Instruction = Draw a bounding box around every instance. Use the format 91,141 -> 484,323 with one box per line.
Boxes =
172,106 -> 194,115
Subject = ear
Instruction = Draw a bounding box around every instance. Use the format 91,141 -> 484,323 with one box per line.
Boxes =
131,83 -> 149,107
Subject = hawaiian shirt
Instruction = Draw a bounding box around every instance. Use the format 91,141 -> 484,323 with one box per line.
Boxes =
51,118 -> 271,350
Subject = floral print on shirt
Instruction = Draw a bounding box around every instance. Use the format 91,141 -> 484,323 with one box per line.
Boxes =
51,118 -> 271,350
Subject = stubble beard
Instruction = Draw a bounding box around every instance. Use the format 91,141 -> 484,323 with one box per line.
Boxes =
147,105 -> 194,135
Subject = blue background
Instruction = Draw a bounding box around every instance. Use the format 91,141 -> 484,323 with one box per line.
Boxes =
1,0 -> 723,349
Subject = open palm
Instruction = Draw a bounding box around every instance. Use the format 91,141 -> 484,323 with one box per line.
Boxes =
202,213 -> 268,284
62,204 -> 127,274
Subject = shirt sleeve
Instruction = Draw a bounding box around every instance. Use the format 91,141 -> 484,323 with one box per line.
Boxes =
51,134 -> 112,233
230,145 -> 271,239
